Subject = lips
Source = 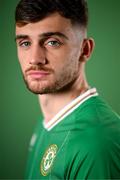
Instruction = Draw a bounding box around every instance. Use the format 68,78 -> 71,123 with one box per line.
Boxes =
27,70 -> 50,79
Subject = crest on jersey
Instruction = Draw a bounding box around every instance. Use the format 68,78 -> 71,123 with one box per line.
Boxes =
40,144 -> 58,176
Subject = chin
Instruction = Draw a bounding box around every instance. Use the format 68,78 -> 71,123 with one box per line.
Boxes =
26,84 -> 48,94
25,80 -> 54,94
24,78 -> 49,94
26,86 -> 56,95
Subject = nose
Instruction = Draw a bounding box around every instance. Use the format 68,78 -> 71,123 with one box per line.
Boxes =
29,44 -> 47,65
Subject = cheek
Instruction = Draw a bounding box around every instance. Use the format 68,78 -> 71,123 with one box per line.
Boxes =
49,54 -> 68,72
17,49 -> 27,71
61,50 -> 80,75
51,52 -> 78,76
48,48 -> 71,65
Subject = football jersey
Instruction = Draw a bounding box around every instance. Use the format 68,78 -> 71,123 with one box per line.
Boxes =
25,88 -> 120,179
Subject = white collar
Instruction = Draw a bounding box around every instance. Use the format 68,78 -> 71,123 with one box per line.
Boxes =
43,88 -> 98,131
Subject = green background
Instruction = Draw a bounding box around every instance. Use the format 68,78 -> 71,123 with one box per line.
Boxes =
0,0 -> 120,179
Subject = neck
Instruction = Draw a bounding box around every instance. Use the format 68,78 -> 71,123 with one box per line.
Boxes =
38,74 -> 89,123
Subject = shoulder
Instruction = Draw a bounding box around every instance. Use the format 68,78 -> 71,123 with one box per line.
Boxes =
63,95 -> 120,156
71,96 -> 120,134
64,100 -> 120,178
64,125 -> 120,179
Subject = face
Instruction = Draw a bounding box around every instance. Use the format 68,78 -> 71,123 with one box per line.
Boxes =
15,13 -> 86,94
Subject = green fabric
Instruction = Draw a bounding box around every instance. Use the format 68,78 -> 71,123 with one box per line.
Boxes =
25,96 -> 120,179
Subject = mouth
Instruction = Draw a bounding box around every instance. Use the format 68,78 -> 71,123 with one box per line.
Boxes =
26,70 -> 50,79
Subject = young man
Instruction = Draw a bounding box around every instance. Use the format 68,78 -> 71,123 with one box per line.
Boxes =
15,0 -> 120,179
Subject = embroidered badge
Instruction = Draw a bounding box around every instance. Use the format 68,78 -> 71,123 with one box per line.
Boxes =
40,144 -> 58,176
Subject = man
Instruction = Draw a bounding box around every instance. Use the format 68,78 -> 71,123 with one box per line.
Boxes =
15,0 -> 120,179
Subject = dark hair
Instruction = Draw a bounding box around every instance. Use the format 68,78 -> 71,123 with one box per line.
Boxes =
15,0 -> 88,27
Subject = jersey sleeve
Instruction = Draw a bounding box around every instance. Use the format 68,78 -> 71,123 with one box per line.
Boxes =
65,128 -> 120,179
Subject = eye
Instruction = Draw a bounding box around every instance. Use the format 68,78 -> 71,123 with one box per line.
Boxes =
19,41 -> 31,48
45,40 -> 62,48
48,41 -> 60,46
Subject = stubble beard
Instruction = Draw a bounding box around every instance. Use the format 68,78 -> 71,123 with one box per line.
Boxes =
23,69 -> 79,95
23,75 -> 64,94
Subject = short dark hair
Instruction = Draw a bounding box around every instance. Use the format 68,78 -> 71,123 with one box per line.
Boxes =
15,0 -> 88,27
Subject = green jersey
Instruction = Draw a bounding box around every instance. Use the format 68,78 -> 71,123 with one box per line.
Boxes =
25,88 -> 120,179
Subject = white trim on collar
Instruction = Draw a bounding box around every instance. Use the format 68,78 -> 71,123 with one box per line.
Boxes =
43,88 -> 98,131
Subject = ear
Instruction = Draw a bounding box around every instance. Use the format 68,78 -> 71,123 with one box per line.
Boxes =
80,38 -> 95,62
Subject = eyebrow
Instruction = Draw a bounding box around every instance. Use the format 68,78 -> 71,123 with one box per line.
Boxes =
15,35 -> 28,41
15,32 -> 69,41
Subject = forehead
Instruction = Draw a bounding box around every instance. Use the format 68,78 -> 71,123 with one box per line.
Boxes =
16,13 -> 73,36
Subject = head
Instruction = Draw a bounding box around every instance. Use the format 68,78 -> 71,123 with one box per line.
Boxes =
15,0 -> 94,94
